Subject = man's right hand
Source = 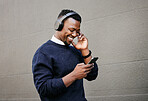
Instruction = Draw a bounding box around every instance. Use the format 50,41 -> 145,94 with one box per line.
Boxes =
72,63 -> 94,80
62,63 -> 93,87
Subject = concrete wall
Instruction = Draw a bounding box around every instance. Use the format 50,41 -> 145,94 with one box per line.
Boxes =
0,0 -> 148,101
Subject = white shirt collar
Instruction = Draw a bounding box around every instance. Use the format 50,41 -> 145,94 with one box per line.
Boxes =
51,35 -> 65,45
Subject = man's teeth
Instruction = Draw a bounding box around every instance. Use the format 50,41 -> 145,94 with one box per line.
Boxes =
68,37 -> 73,41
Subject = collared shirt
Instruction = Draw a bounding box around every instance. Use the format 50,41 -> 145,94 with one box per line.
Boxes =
51,35 -> 65,45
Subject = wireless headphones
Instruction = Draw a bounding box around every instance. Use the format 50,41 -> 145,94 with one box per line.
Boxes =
54,12 -> 77,31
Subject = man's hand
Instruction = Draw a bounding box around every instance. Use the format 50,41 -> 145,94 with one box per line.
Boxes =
72,33 -> 92,64
72,33 -> 88,50
72,63 -> 94,80
62,63 -> 93,87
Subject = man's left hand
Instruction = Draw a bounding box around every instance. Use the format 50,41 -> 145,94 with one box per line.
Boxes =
72,33 -> 88,50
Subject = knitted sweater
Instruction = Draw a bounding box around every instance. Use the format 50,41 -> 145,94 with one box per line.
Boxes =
32,40 -> 98,101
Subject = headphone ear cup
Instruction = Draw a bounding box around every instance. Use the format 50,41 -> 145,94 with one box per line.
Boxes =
55,12 -> 77,31
57,22 -> 64,31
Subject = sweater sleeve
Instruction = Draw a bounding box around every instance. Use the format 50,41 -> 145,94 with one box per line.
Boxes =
32,52 -> 66,97
85,62 -> 98,81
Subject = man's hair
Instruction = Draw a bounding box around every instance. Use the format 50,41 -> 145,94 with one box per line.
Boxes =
58,9 -> 82,23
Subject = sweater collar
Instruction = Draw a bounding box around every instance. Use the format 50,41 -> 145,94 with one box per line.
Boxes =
51,35 -> 65,45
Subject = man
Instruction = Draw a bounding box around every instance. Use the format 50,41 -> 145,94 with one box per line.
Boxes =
32,9 -> 98,101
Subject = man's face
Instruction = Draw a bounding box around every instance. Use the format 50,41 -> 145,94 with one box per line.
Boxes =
59,18 -> 80,45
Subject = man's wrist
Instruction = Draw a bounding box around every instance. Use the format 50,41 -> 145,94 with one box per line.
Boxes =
62,71 -> 77,87
70,71 -> 77,80
81,49 -> 91,59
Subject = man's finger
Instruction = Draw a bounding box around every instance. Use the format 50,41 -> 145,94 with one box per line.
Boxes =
72,42 -> 76,47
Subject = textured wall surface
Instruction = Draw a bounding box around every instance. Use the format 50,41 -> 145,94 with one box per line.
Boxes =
0,0 -> 148,101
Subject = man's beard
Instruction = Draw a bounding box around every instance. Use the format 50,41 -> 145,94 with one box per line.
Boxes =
64,35 -> 69,47
64,41 -> 69,46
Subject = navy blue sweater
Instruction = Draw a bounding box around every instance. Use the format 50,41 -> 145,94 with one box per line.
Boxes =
32,40 -> 98,101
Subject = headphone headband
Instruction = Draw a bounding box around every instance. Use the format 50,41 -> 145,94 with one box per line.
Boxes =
58,12 -> 77,24
54,12 -> 77,31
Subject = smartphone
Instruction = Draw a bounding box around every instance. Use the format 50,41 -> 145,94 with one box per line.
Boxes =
73,36 -> 78,44
73,32 -> 81,44
88,57 -> 98,64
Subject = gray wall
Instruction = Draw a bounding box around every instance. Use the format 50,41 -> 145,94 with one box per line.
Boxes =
0,0 -> 148,101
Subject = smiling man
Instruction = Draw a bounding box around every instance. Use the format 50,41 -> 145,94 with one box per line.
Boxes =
32,9 -> 98,101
